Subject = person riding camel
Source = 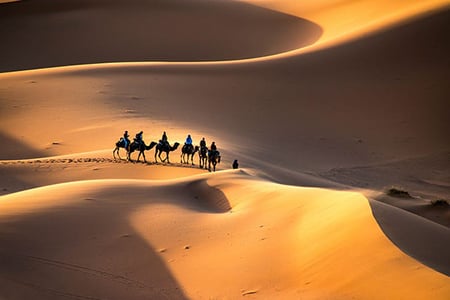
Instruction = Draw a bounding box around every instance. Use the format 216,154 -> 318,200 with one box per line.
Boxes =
232,159 -> 239,169
185,134 -> 193,152
210,141 -> 217,152
134,131 -> 144,147
160,131 -> 168,147
123,130 -> 130,150
200,137 -> 207,149
210,141 -> 218,157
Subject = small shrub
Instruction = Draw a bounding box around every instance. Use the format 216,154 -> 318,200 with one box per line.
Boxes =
430,199 -> 449,206
386,187 -> 412,198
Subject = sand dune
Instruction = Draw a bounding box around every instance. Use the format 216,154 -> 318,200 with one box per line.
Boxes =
1,0 -> 449,299
1,171 -> 449,299
245,0 -> 448,50
0,0 -> 321,72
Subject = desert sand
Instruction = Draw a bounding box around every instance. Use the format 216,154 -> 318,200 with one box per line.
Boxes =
0,0 -> 449,299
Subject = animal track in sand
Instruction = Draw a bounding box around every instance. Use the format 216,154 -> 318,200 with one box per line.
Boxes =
0,157 -> 211,171
22,255 -> 159,291
0,158 -> 119,165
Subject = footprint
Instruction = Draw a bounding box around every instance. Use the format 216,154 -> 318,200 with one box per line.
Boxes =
242,289 -> 258,296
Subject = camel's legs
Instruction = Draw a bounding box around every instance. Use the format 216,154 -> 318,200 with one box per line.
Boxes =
136,152 -> 141,162
165,152 -> 170,164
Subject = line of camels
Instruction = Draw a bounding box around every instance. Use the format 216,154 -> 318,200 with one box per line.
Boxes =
113,138 -> 221,171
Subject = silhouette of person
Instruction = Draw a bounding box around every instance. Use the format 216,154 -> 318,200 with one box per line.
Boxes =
161,131 -> 167,144
232,159 -> 239,169
210,142 -> 217,151
184,134 -> 193,151
134,131 -> 143,146
200,137 -> 207,149
185,134 -> 193,145
123,130 -> 130,149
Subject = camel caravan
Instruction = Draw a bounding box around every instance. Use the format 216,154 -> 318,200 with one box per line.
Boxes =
113,131 -> 221,172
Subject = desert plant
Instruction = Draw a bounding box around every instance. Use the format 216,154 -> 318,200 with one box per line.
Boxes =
386,187 -> 412,198
430,199 -> 449,206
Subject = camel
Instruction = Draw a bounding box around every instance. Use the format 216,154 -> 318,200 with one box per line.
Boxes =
155,142 -> 180,163
127,141 -> 157,162
113,138 -> 130,160
181,144 -> 199,165
198,146 -> 208,169
208,150 -> 221,172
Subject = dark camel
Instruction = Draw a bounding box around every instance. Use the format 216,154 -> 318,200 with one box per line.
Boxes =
181,144 -> 199,165
155,142 -> 180,163
208,150 -> 221,172
198,146 -> 208,169
127,141 -> 157,162
113,139 -> 128,160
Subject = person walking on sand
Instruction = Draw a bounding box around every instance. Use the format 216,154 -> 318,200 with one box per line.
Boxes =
232,159 -> 239,169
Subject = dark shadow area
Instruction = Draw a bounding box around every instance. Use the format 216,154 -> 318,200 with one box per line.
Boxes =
0,187 -> 189,300
182,179 -> 231,213
369,200 -> 450,276
0,163 -> 40,196
0,0 -> 322,72
0,132 -> 49,160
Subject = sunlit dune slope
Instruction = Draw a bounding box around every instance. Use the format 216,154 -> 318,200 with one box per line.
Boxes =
0,0 -> 321,72
244,0 -> 449,52
0,171 -> 449,299
0,151 -> 206,196
1,7 -> 448,190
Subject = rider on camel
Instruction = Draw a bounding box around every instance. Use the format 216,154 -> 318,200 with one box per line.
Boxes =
134,131 -> 144,147
160,131 -> 168,147
200,137 -> 207,149
210,142 -> 218,157
210,141 -> 217,151
123,130 -> 130,150
185,134 -> 193,151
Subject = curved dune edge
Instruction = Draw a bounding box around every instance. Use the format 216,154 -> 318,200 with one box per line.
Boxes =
243,0 -> 449,51
0,0 -> 323,73
132,173 -> 450,299
2,171 -> 447,299
0,1 -> 448,76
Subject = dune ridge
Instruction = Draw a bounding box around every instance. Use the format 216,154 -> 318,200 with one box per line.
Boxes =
1,171 -> 449,299
0,0 -> 322,72
0,1 -> 448,74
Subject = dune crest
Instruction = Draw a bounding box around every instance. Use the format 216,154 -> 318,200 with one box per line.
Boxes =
244,0 -> 449,52
0,0 -> 322,72
131,171 -> 450,299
